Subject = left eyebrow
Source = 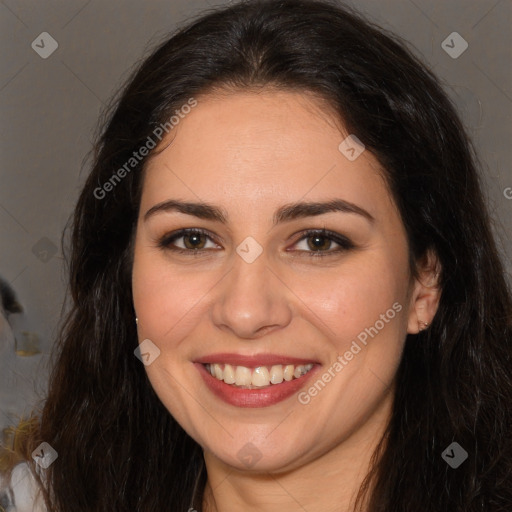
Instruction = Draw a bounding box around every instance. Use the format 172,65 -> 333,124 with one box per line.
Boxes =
273,199 -> 375,225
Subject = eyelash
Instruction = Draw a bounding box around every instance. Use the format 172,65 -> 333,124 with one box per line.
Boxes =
157,228 -> 355,258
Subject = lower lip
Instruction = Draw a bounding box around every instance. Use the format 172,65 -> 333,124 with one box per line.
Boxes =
195,363 -> 319,408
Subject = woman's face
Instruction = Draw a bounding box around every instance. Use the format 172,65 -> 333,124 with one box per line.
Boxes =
132,90 -> 428,473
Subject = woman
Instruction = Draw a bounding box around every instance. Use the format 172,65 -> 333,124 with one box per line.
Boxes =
1,0 -> 511,510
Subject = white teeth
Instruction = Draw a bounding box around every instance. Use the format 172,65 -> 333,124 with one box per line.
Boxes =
251,367 -> 270,387
205,362 -> 315,388
293,365 -> 305,378
270,365 -> 284,384
223,364 -> 236,384
235,366 -> 252,386
283,365 -> 295,381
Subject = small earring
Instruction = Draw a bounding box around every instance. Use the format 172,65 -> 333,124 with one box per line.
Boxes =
419,320 -> 429,331
135,317 -> 139,324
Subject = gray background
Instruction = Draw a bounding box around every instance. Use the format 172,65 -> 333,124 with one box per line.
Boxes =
0,0 -> 511,433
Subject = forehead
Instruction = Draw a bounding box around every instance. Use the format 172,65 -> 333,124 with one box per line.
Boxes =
141,90 -> 394,219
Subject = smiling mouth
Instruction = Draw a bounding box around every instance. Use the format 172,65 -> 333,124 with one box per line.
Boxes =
204,363 -> 315,389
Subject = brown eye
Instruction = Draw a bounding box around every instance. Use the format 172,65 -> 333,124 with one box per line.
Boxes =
291,229 -> 355,256
306,234 -> 332,251
183,232 -> 207,249
158,228 -> 220,253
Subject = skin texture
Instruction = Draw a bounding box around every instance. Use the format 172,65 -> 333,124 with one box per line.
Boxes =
131,89 -> 441,511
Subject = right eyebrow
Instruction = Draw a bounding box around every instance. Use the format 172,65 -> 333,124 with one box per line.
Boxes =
144,200 -> 227,223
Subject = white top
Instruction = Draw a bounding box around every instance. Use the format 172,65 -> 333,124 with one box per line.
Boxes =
0,462 -> 47,512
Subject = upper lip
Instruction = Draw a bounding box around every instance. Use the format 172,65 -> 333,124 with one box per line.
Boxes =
194,353 -> 319,367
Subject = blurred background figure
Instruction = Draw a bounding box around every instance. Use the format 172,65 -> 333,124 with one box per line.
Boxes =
0,277 -> 43,461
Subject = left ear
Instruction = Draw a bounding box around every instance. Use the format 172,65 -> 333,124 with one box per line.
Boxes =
407,249 -> 442,334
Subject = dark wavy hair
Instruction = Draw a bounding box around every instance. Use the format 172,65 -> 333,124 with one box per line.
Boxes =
5,0 -> 511,510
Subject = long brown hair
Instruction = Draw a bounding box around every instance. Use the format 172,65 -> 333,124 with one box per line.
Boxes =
3,0 -> 511,510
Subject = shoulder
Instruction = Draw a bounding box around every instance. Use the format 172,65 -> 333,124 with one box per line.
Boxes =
0,462 -> 47,512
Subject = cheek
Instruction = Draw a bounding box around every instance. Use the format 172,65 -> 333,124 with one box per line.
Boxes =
131,248 -> 209,343
131,250 -> 207,424
287,255 -> 405,346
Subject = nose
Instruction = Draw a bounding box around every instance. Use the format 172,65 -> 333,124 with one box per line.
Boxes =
210,251 -> 293,339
